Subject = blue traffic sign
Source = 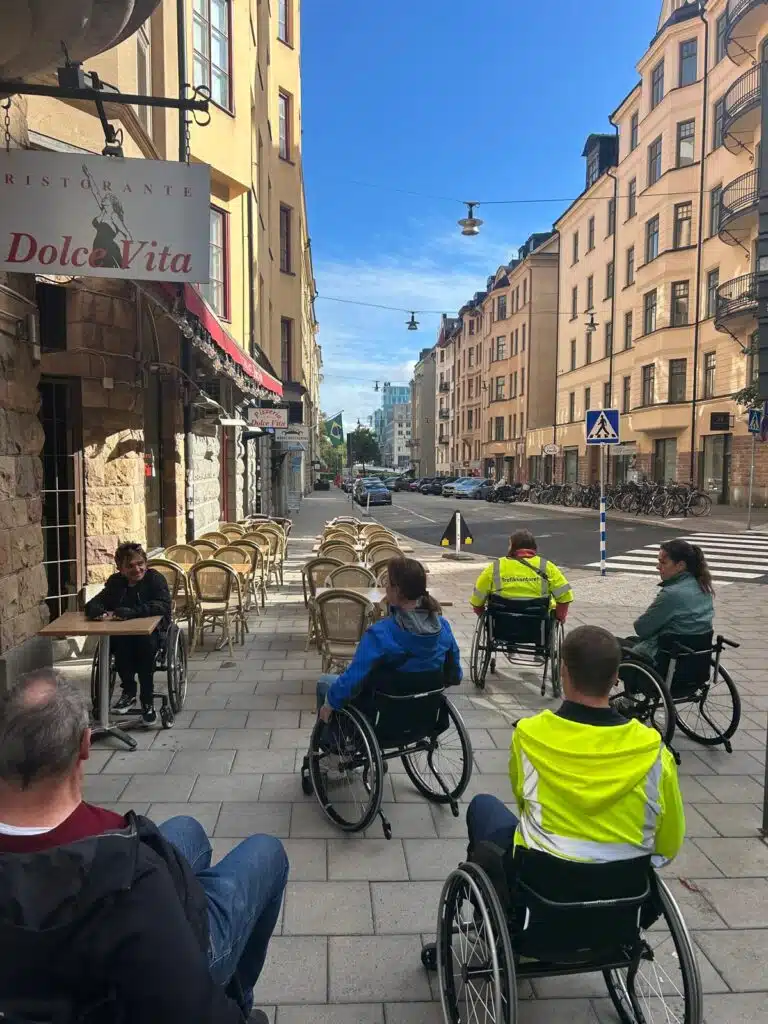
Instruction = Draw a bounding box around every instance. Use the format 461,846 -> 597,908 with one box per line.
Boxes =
748,408 -> 762,434
586,408 -> 620,445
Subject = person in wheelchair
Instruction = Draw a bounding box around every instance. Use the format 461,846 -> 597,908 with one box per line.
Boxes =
85,541 -> 171,725
466,625 -> 685,868
315,557 -> 462,724
622,539 -> 714,671
469,529 -> 573,622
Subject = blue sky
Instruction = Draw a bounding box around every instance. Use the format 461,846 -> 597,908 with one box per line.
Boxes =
302,1 -> 661,432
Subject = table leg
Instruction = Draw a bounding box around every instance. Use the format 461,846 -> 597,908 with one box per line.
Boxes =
90,635 -> 137,751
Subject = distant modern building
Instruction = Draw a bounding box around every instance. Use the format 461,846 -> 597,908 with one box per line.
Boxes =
375,383 -> 411,466
411,347 -> 437,477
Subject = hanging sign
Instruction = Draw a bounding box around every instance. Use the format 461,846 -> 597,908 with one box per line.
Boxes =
247,407 -> 288,428
0,151 -> 211,281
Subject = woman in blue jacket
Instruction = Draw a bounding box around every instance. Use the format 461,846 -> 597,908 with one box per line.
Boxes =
315,557 -> 462,721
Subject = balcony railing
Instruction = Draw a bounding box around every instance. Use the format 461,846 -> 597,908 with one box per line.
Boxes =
438,409 -> 450,419
715,272 -> 758,331
728,0 -> 761,20
438,435 -> 449,444
723,65 -> 761,144
726,0 -> 768,63
719,169 -> 759,242
438,381 -> 451,392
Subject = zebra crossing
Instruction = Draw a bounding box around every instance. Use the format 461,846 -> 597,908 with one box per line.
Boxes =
586,532 -> 768,585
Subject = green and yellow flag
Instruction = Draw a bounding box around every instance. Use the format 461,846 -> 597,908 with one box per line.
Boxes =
325,412 -> 344,448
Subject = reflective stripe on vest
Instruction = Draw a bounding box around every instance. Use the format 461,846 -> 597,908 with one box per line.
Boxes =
516,747 -> 664,863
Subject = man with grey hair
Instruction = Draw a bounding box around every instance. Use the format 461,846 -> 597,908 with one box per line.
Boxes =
0,670 -> 287,1023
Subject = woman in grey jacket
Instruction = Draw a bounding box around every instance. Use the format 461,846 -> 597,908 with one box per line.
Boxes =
629,539 -> 714,667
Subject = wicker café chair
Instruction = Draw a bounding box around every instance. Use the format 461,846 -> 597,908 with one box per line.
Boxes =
324,523 -> 357,539
328,565 -> 376,588
190,539 -> 218,557
235,539 -> 268,611
163,544 -> 201,570
323,528 -> 357,545
365,543 -> 402,566
314,589 -> 373,673
253,528 -> 284,585
242,533 -> 274,587
199,531 -> 230,547
147,558 -> 195,640
318,541 -> 359,565
373,562 -> 392,587
213,545 -> 258,625
302,556 -> 343,649
220,524 -> 246,541
188,560 -> 246,657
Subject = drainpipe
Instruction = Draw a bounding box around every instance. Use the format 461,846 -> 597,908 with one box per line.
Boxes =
552,235 -> 561,484
605,122 -> 620,485
177,0 -> 195,540
689,3 -> 710,485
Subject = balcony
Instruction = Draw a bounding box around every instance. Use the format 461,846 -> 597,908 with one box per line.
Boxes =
439,408 -> 450,420
438,381 -> 451,392
715,273 -> 758,332
726,0 -> 768,65
438,435 -> 449,445
719,169 -> 758,246
723,65 -> 761,154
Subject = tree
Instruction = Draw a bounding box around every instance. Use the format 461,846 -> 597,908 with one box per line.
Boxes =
348,426 -> 380,467
318,431 -> 343,474
732,382 -> 762,410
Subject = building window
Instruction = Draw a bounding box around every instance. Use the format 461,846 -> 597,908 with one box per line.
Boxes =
703,351 -> 716,398
586,149 -> 600,188
626,245 -> 635,286
628,177 -> 637,219
679,39 -> 697,87
624,311 -> 633,350
495,335 -> 506,360
494,416 -> 505,441
278,0 -> 291,43
607,197 -> 616,237
468,347 -> 474,367
279,204 -> 292,272
606,261 -> 615,299
497,294 -> 507,320
587,216 -> 595,250
278,91 -> 292,160
511,413 -> 517,437
651,60 -> 665,109
641,364 -> 655,406
521,367 -> 525,394
570,338 -> 576,371
586,333 -> 592,365
586,275 -> 594,310
706,268 -> 719,318
512,329 -> 518,355
716,13 -> 727,63
676,119 -> 696,167
603,380 -> 611,408
648,136 -> 662,186
622,375 -> 631,414
280,317 -> 293,380
673,201 -> 693,248
572,231 -> 579,264
192,0 -> 232,111
522,323 -> 526,350
671,280 -> 690,326
468,319 -> 476,336
568,392 -> 575,422
203,206 -> 228,317
630,111 -> 639,152
713,97 -> 725,149
643,289 -> 657,334
136,24 -> 151,132
709,184 -> 722,236
571,286 -> 578,319
604,323 -> 613,358
645,214 -> 660,263
495,376 -> 505,401
584,386 -> 591,413
669,358 -> 687,403
523,278 -> 528,304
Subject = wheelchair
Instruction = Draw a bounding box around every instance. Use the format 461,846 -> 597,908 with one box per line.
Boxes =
421,843 -> 703,1023
0,1001 -> 75,1023
89,620 -> 188,729
300,669 -> 473,840
470,596 -> 563,697
617,632 -> 741,755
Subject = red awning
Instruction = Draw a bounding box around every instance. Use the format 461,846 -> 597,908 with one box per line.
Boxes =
160,283 -> 283,397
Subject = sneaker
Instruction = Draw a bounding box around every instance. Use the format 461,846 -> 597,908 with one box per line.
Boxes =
141,702 -> 157,725
112,693 -> 137,715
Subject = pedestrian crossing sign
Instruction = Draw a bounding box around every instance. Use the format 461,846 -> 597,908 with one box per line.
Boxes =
748,408 -> 762,435
586,409 -> 620,445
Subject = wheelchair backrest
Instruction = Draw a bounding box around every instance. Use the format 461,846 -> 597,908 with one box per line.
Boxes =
360,667 -> 449,747
657,632 -> 713,690
487,595 -> 549,647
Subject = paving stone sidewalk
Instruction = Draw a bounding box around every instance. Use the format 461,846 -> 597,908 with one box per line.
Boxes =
64,491 -> 767,1022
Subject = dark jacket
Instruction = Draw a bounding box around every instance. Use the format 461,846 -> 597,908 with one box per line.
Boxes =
85,569 -> 172,632
0,813 -> 244,1024
632,571 -> 713,665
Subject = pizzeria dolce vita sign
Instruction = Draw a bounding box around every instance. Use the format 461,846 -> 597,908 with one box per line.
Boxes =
0,151 -> 211,282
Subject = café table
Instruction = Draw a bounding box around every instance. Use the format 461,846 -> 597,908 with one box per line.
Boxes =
39,610 -> 161,751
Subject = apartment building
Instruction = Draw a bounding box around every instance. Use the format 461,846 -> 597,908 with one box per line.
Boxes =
0,0 -> 320,686
454,295 -> 486,474
555,0 -> 767,504
410,346 -> 436,477
435,317 -> 460,475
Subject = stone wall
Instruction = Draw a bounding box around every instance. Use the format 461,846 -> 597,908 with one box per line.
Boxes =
190,424 -> 221,534
728,436 -> 768,508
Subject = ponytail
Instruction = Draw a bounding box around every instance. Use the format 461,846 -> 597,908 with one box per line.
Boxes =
420,590 -> 442,615
660,539 -> 714,595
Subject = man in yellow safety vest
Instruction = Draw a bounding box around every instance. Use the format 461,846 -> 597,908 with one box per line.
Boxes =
469,530 -> 574,621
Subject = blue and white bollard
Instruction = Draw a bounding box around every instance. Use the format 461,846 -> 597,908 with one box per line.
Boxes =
599,443 -> 606,577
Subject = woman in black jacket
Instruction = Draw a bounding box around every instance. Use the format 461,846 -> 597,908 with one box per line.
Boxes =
85,542 -> 171,724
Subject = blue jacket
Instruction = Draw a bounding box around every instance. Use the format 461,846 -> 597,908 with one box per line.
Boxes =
324,612 -> 462,710
632,571 -> 713,665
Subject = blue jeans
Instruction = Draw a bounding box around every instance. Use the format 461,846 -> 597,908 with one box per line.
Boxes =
466,794 -> 519,855
159,816 -> 288,1013
316,673 -> 339,710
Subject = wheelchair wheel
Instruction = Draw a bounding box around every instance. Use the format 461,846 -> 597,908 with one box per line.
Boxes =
166,624 -> 188,714
401,699 -> 473,805
549,620 -> 564,699
437,862 -> 517,1024
90,646 -> 118,720
613,660 -> 675,748
307,706 -> 384,833
674,662 -> 740,749
603,874 -> 702,1024
470,614 -> 491,689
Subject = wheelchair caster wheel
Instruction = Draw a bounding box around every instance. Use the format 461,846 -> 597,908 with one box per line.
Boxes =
490,658 -> 497,675
450,800 -> 459,818
160,706 -> 174,729
382,822 -> 392,840
724,740 -> 732,754
421,943 -> 437,972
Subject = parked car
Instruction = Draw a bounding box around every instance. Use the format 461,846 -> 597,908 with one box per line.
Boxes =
477,479 -> 497,499
419,478 -> 439,495
408,477 -> 429,492
341,477 -> 354,493
455,478 -> 492,499
442,477 -> 471,498
354,479 -> 392,506
392,476 -> 412,492
383,477 -> 399,491
428,476 -> 455,494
